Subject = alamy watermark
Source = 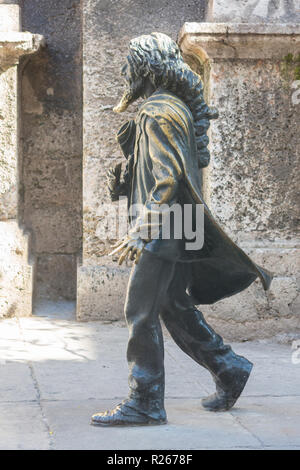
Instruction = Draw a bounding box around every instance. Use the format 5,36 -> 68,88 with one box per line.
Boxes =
96,197 -> 204,250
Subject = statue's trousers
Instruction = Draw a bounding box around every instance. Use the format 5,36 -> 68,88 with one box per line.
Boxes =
124,249 -> 239,419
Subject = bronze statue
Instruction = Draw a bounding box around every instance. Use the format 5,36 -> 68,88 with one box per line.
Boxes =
91,33 -> 272,426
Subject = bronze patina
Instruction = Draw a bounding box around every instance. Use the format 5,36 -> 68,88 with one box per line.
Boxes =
91,32 -> 272,426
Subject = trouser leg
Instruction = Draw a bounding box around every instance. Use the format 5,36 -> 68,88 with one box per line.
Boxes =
160,265 -> 245,384
124,250 -> 175,419
161,301 -> 232,382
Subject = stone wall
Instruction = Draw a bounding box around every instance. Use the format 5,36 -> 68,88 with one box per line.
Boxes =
179,21 -> 300,340
20,0 -> 82,302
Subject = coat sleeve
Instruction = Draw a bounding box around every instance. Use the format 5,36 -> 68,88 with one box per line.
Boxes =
129,114 -> 185,241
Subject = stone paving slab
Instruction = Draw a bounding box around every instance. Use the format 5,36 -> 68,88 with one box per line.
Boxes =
0,362 -> 37,402
0,309 -> 299,450
230,396 -> 300,448
0,403 -> 50,450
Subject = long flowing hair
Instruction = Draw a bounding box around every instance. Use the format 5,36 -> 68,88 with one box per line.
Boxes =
127,32 -> 218,168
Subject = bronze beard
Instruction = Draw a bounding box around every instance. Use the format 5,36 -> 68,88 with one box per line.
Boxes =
114,71 -> 144,113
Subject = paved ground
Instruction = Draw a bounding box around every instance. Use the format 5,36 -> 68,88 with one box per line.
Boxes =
0,300 -> 299,450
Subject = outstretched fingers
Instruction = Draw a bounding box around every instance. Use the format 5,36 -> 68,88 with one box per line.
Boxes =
109,238 -> 145,265
118,245 -> 132,265
109,238 -> 130,256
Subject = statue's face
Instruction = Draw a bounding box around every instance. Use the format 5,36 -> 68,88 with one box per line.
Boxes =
113,55 -> 144,113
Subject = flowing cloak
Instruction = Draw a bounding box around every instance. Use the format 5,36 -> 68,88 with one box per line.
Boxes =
116,89 -> 273,305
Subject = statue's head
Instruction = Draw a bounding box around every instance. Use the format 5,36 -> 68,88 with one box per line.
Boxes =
114,32 -> 218,169
114,32 -> 183,113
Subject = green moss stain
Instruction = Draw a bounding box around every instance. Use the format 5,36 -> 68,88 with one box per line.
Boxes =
284,53 -> 294,65
280,53 -> 300,82
295,65 -> 300,81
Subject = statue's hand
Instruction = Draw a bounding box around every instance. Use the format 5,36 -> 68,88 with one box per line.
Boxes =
106,162 -> 123,200
109,236 -> 145,265
107,162 -> 122,181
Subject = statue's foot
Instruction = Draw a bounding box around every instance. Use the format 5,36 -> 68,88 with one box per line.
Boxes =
202,357 -> 253,412
91,401 -> 167,427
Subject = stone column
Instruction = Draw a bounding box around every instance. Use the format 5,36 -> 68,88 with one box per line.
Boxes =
76,0 -> 129,322
178,12 -> 300,338
0,3 -> 43,318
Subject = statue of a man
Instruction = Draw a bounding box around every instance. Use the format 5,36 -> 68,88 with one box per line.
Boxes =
91,33 -> 272,426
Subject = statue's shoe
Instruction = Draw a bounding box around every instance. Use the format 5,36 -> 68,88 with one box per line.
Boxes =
91,401 -> 167,427
202,357 -> 253,412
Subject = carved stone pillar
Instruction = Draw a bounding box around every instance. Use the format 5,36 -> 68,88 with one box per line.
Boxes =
178,20 -> 300,339
0,4 -> 43,318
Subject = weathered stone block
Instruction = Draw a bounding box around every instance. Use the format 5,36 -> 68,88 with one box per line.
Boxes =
0,66 -> 17,220
26,206 -> 81,254
205,58 -> 299,242
0,31 -> 44,72
35,254 -> 77,301
0,221 -> 33,318
209,0 -> 300,24
77,263 -> 129,322
0,4 -> 20,32
21,1 -> 82,301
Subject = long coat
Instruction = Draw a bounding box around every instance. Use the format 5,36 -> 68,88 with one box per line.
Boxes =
116,89 -> 273,305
